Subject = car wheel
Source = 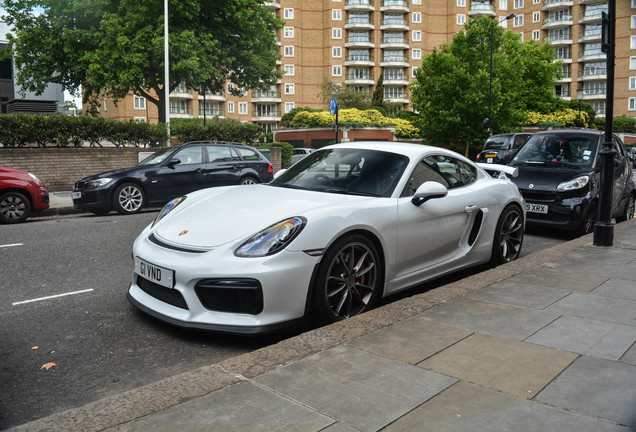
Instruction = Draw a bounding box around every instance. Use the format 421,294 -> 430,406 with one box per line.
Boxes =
113,183 -> 145,214
490,205 -> 524,265
578,200 -> 598,236
311,234 -> 382,325
239,176 -> 259,185
91,208 -> 111,216
617,193 -> 635,223
0,191 -> 31,224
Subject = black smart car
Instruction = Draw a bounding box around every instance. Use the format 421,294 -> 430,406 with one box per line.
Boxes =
508,129 -> 635,235
475,133 -> 532,164
72,141 -> 273,215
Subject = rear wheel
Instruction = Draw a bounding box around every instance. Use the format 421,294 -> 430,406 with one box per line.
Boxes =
0,191 -> 31,223
113,183 -> 145,214
617,193 -> 635,223
239,176 -> 259,185
490,205 -> 524,265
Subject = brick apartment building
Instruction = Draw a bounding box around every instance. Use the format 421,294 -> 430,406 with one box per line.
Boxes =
92,0 -> 636,129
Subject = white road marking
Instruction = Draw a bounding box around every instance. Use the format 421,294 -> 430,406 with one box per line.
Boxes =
12,289 -> 94,306
0,243 -> 24,248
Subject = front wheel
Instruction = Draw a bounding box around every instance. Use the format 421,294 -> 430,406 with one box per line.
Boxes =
113,183 -> 145,214
578,201 -> 598,236
0,191 -> 31,223
311,234 -> 382,325
490,205 -> 524,266
617,194 -> 635,223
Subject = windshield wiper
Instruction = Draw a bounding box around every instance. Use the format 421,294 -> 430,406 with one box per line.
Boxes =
270,183 -> 306,190
325,188 -> 379,197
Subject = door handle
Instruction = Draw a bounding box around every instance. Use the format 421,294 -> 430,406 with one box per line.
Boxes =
465,203 -> 479,213
195,168 -> 204,173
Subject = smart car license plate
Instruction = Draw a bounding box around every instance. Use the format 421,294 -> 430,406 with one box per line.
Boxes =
134,257 -> 174,288
71,191 -> 81,199
526,203 -> 548,214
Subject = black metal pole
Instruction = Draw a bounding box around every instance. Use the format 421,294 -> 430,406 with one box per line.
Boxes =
202,85 -> 206,126
488,26 -> 494,136
335,109 -> 339,144
594,1 -> 615,246
578,99 -> 581,128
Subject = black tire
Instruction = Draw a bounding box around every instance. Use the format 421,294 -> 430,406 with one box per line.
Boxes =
239,176 -> 259,185
90,208 -> 111,216
617,193 -> 635,223
578,200 -> 597,236
113,183 -> 145,214
311,234 -> 382,325
0,191 -> 31,224
490,205 -> 524,266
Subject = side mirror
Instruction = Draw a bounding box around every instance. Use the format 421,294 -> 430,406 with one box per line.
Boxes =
168,158 -> 181,168
411,181 -> 448,206
273,169 -> 287,179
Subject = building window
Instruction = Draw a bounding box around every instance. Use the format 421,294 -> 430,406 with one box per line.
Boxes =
513,15 -> 523,27
533,11 -> 540,23
134,117 -> 147,122
500,0 -> 507,10
630,98 -> 636,111
332,9 -> 342,20
632,16 -> 636,28
630,77 -> 636,90
412,49 -> 421,59
457,14 -> 466,25
332,28 -> 342,39
412,67 -> 419,77
285,102 -> 295,113
457,0 -> 466,6
284,64 -> 295,76
413,0 -> 421,4
332,46 -> 342,58
238,102 -> 248,114
632,36 -> 636,49
134,95 -> 145,110
104,98 -> 107,111
285,83 -> 295,94
533,0 -> 539,3
227,101 -> 235,113
284,46 -> 294,57
283,8 -> 294,19
284,27 -> 294,38
412,12 -> 422,23
631,57 -> 636,70
532,30 -> 540,40
514,0 -> 523,9
633,0 -> 636,8
332,65 -> 342,76
412,30 -> 421,41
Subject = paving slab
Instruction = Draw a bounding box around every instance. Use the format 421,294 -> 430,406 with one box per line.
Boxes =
545,292 -> 636,327
525,315 -> 636,360
591,278 -> 636,301
110,381 -> 335,432
564,245 -> 636,266
506,261 -> 609,293
382,382 -> 631,432
346,317 -> 472,364
468,281 -> 570,309
254,345 -> 457,432
621,343 -> 636,366
419,297 -> 560,341
417,333 -> 578,399
536,356 -> 636,427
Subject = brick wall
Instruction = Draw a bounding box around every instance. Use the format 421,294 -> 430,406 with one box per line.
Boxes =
0,147 -> 282,191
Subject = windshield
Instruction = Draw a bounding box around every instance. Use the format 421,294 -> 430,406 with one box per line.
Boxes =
483,136 -> 510,151
271,148 -> 408,197
137,147 -> 176,166
511,134 -> 598,168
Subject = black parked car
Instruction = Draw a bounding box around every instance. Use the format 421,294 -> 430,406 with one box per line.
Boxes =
72,141 -> 273,215
508,129 -> 635,235
475,133 -> 532,164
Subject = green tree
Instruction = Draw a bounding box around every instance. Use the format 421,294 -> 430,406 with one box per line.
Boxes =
1,0 -> 282,123
410,16 -> 561,154
319,78 -> 372,110
371,73 -> 385,112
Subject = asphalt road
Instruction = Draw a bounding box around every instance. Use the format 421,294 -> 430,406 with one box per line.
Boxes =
0,211 -> 566,429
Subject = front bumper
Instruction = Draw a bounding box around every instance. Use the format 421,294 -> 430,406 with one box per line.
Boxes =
524,196 -> 590,231
72,188 -> 112,211
127,228 -> 321,334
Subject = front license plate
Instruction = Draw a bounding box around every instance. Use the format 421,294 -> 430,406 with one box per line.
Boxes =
71,191 -> 81,199
526,203 -> 548,214
134,257 -> 175,288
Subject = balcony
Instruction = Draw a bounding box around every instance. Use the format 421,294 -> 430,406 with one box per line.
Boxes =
383,73 -> 409,85
170,87 -> 193,99
345,72 -> 374,85
578,68 -> 607,81
380,0 -> 409,14
579,0 -> 606,4
383,90 -> 409,104
468,2 -> 496,18
251,90 -> 282,103
199,108 -> 224,118
380,37 -> 409,50
345,35 -> 374,49
198,90 -> 225,102
580,88 -> 606,100
346,17 -> 375,30
263,1 -> 280,9
543,0 -> 574,12
345,0 -> 375,12
578,30 -> 601,44
381,17 -> 409,31
345,54 -> 374,67
542,15 -> 573,29
578,49 -> 605,62
251,111 -> 281,122
544,34 -> 572,46
555,71 -> 571,83
380,55 -> 409,67
579,10 -> 605,24
169,105 -> 193,118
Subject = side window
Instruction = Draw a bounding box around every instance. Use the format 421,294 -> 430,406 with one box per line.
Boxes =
402,158 -> 451,197
173,146 -> 203,165
235,147 -> 260,161
206,146 -> 234,162
613,137 -> 626,160
406,155 -> 476,192
514,135 -> 528,149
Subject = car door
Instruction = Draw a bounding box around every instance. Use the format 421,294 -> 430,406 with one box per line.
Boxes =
153,145 -> 207,201
612,136 -> 629,212
394,155 -> 478,279
204,145 -> 243,186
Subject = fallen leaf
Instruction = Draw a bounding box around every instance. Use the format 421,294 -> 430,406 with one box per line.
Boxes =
41,362 -> 56,371
32,346 -> 39,350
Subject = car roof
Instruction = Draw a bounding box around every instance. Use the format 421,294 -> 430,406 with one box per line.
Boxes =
321,141 -> 465,161
181,141 -> 253,148
532,129 -> 604,137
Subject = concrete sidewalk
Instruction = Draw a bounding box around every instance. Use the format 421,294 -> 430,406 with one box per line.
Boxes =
10,218 -> 636,431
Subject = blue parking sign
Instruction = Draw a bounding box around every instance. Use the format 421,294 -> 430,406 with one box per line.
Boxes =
329,97 -> 338,116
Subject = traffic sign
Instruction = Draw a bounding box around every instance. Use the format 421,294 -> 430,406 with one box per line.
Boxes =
329,97 -> 338,115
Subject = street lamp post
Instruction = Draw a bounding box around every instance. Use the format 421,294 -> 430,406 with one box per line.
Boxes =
486,13 -> 516,135
577,87 -> 583,127
164,0 -> 170,146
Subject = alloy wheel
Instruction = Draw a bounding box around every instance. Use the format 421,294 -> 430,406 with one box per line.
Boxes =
118,185 -> 143,212
0,194 -> 27,222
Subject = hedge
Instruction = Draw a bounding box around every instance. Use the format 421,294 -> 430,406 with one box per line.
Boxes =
170,118 -> 265,143
0,114 -> 168,147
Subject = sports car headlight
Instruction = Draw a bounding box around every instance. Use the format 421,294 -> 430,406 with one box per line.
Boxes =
152,196 -> 186,227
557,175 -> 590,192
235,217 -> 306,257
88,178 -> 113,188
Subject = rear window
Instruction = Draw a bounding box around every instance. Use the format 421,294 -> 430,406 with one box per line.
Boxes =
235,147 -> 260,161
483,136 -> 510,150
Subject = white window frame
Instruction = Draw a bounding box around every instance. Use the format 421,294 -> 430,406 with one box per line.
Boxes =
412,0 -> 421,4
332,46 -> 342,58
533,11 -> 540,23
457,0 -> 466,7
513,14 -> 524,27
285,83 -> 295,95
500,0 -> 507,10
412,30 -> 421,41
332,28 -> 342,39
630,97 -> 636,111
283,8 -> 294,19
134,95 -> 146,110
284,46 -> 294,57
227,101 -> 235,113
457,14 -> 466,25
104,98 -> 107,111
632,36 -> 636,50
332,65 -> 342,76
412,48 -> 421,59
631,57 -> 636,70
514,0 -> 523,9
412,12 -> 422,23
332,9 -> 342,20
532,30 -> 540,40
284,64 -> 295,76
412,67 -> 419,77
630,77 -> 636,90
285,102 -> 295,113
284,27 -> 294,38
238,102 -> 248,115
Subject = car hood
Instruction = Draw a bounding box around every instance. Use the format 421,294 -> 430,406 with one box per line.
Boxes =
80,165 -> 151,181
510,165 -> 594,191
153,184 -> 373,249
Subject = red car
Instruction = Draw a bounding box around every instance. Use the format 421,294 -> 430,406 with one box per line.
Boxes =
0,167 -> 50,223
